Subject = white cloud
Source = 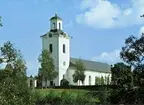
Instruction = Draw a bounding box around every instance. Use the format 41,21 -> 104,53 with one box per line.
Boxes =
76,0 -> 144,29
139,26 -> 144,36
64,21 -> 73,28
91,49 -> 121,65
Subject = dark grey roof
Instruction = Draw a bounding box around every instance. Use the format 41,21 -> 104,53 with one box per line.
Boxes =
40,29 -> 67,37
70,57 -> 111,73
50,29 -> 65,34
50,14 -> 62,20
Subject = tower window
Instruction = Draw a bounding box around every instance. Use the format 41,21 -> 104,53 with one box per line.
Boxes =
49,33 -> 52,38
59,23 -> 61,30
53,23 -> 55,29
49,44 -> 53,53
63,61 -> 66,66
63,44 -> 65,53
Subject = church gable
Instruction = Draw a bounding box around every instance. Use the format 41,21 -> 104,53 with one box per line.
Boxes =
69,57 -> 111,73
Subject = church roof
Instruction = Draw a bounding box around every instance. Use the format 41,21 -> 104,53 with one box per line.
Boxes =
40,29 -> 70,38
50,29 -> 65,34
50,13 -> 62,20
70,58 -> 111,73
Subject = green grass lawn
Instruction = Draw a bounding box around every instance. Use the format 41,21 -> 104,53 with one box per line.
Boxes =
33,88 -> 100,103
35,88 -> 88,97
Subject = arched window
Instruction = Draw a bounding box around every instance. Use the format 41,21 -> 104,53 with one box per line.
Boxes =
89,76 -> 91,85
95,76 -> 97,85
63,44 -> 65,53
53,23 -> 55,29
49,44 -> 53,53
59,23 -> 61,30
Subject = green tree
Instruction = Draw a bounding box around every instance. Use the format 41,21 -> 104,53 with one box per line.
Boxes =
100,76 -> 105,85
106,75 -> 110,85
0,41 -> 34,105
72,59 -> 85,85
110,63 -> 134,104
140,14 -> 144,18
0,16 -> 2,27
95,76 -> 101,85
38,50 -> 58,88
35,74 -> 42,88
116,34 -> 144,104
120,35 -> 144,86
111,62 -> 133,87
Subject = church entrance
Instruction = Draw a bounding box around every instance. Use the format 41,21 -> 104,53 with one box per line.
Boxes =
30,80 -> 33,87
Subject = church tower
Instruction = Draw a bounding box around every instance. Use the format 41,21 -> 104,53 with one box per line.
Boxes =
41,14 -> 71,86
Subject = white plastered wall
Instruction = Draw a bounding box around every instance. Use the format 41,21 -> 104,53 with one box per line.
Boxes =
66,68 -> 111,86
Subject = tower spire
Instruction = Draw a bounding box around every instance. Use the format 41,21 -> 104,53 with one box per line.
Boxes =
55,10 -> 57,16
50,13 -> 62,30
55,13 -> 57,17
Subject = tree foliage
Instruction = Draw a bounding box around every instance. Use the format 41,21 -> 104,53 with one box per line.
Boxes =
95,76 -> 101,85
110,62 -> 135,104
111,62 -> 133,87
109,34 -> 144,104
140,14 -> 144,18
0,16 -> 2,27
100,76 -> 105,85
105,75 -> 110,85
72,59 -> 85,85
120,35 -> 144,66
38,50 -> 58,87
0,41 -> 34,105
120,35 -> 144,86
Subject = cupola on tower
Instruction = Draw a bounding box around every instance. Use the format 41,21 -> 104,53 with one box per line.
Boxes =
50,13 -> 62,30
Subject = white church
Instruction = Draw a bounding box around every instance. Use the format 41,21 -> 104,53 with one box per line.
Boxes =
40,14 -> 111,87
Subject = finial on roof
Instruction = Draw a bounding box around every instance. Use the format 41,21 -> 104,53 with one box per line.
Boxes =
55,13 -> 57,17
55,9 -> 58,16
50,12 -> 62,20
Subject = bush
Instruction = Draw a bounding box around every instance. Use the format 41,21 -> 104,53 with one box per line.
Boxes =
60,78 -> 69,88
60,90 -> 75,105
33,89 -> 101,105
54,85 -> 116,90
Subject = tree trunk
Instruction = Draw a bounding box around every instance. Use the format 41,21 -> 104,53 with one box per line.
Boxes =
45,79 -> 47,88
50,80 -> 52,88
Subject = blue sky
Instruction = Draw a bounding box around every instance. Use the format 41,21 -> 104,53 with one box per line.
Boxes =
0,0 -> 144,76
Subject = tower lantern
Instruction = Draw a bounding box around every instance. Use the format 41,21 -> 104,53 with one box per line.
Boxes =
50,13 -> 62,30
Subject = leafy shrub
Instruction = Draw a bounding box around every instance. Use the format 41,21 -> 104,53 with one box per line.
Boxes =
33,89 -> 102,105
60,78 -> 69,88
60,90 -> 76,105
